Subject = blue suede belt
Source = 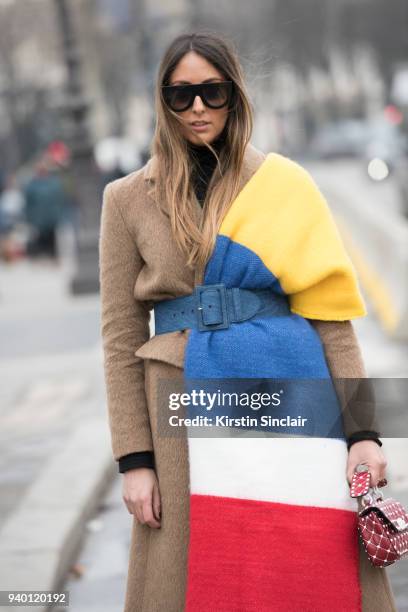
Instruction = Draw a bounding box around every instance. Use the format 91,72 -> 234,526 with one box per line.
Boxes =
153,283 -> 291,334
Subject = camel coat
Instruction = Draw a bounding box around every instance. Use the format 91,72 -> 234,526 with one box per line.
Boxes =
98,143 -> 397,612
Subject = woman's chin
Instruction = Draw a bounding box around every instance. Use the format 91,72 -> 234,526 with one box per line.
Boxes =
184,130 -> 216,146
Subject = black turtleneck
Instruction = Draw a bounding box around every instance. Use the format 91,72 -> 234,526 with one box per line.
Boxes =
187,127 -> 227,206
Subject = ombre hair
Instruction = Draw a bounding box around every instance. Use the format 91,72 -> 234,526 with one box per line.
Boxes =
151,31 -> 254,276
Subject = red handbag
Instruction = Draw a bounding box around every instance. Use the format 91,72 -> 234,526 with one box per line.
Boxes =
350,465 -> 408,567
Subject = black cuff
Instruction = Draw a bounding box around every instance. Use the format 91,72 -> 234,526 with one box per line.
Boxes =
346,431 -> 382,451
118,451 -> 155,473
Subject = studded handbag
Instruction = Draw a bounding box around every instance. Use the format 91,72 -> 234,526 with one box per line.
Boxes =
350,465 -> 408,567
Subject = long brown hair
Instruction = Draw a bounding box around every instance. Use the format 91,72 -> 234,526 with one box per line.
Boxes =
151,31 -> 254,277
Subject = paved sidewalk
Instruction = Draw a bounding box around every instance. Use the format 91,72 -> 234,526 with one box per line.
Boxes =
57,476 -> 129,612
0,259 -> 106,530
0,257 -> 118,611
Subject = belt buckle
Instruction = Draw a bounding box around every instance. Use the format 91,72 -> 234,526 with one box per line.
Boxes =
195,283 -> 229,331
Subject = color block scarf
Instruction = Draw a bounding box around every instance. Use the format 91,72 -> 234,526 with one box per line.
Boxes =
182,152 -> 367,611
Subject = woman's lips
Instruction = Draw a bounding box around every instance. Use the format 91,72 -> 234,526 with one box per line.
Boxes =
191,122 -> 210,132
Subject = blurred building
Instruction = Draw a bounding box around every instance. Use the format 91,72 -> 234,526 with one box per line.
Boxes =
0,0 -> 407,166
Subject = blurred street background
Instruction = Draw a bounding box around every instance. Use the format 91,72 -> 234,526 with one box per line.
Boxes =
0,0 -> 408,610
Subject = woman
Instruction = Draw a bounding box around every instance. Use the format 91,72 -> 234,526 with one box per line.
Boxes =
99,32 -> 397,612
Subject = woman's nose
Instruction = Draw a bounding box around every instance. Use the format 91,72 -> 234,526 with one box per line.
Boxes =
192,95 -> 205,112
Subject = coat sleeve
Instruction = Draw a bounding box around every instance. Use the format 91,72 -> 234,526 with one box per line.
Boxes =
99,181 -> 154,461
309,319 -> 382,442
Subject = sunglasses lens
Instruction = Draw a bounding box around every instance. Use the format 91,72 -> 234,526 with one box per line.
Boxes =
162,82 -> 233,111
163,87 -> 192,111
202,83 -> 230,107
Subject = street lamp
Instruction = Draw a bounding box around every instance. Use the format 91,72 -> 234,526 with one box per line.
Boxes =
54,0 -> 101,294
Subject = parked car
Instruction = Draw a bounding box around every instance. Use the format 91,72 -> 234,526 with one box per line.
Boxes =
308,120 -> 370,159
308,117 -> 408,184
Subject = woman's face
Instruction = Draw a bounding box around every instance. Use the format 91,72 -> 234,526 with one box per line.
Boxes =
168,51 -> 229,146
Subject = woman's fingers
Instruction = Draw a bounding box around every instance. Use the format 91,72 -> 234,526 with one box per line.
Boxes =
142,497 -> 161,529
373,455 -> 388,487
130,495 -> 160,528
152,482 -> 162,522
122,469 -> 161,528
134,501 -> 144,524
346,440 -> 388,487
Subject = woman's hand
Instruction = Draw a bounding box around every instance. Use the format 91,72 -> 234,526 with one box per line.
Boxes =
346,440 -> 388,487
122,468 -> 161,529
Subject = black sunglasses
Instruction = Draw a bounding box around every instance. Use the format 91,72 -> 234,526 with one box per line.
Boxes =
161,81 -> 234,112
